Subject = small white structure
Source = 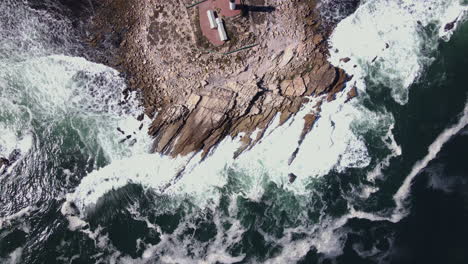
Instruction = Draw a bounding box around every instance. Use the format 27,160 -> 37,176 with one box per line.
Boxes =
207,10 -> 217,29
229,0 -> 236,10
216,18 -> 228,41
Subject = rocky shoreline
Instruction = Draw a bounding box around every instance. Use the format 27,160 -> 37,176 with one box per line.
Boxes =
82,0 -> 355,158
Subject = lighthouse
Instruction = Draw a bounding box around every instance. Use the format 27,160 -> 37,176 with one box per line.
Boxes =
229,0 -> 236,10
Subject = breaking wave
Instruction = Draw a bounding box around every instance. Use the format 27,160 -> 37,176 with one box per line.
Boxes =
0,1 -> 151,219
61,0 -> 468,262
1,0 -> 468,263
329,0 -> 468,104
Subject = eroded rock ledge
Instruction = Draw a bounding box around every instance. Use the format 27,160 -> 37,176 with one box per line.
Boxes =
87,0 -> 352,158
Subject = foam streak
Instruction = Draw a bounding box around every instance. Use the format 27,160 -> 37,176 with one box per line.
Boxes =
393,98 -> 468,220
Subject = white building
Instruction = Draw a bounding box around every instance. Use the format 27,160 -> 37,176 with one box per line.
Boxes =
207,10 -> 217,29
216,18 -> 228,41
229,0 -> 236,10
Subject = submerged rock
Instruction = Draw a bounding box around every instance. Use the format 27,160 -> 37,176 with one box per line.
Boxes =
0,149 -> 21,174
0,157 -> 9,168
445,18 -> 458,32
340,57 -> 351,63
7,149 -> 21,164
288,173 -> 297,183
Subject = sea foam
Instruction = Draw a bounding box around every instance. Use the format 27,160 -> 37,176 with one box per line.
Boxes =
60,0 -> 468,262
327,0 -> 468,222
328,0 -> 468,105
67,84 -> 374,215
393,99 -> 468,221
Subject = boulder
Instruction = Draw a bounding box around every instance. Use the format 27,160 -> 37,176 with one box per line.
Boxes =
0,157 -> 9,168
288,173 -> 297,183
445,18 -> 458,32
340,57 -> 351,63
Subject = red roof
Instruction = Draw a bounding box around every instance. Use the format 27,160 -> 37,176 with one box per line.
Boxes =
198,0 -> 242,46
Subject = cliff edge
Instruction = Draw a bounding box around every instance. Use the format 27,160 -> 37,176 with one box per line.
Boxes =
87,0 -> 353,158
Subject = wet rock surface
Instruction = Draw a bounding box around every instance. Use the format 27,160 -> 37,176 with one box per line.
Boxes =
288,172 -> 297,183
0,157 -> 9,169
86,0 -> 352,157
445,18 -> 458,31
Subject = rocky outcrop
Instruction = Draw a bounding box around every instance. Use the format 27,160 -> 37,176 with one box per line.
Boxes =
87,0 -> 352,158
346,86 -> 358,102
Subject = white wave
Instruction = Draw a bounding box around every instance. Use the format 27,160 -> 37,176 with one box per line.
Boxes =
355,122 -> 403,199
0,126 -> 33,172
290,94 -> 371,177
262,208 -> 384,263
179,87 -> 373,200
0,100 -> 34,173
393,99 -> 468,221
329,0 -> 468,105
0,247 -> 23,264
58,1 -> 468,261
60,201 -> 88,231
84,192 -> 353,264
366,123 -> 401,184
0,205 -> 36,230
67,83 -> 377,215
61,84 -> 386,264
0,128 -> 27,157
343,100 -> 468,224
155,209 -> 246,264
67,154 -> 189,215
0,0 -> 77,60
1,54 -> 151,166
7,55 -> 128,115
326,0 -> 468,224
74,196 -> 247,264
64,85 -> 387,262
0,1 -> 151,165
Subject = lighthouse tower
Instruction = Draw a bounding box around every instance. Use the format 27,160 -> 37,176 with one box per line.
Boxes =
229,0 -> 236,10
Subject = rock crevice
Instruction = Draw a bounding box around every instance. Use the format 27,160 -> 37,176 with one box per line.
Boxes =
87,0 -> 352,157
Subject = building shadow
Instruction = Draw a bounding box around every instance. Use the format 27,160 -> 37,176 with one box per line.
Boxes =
237,5 -> 276,16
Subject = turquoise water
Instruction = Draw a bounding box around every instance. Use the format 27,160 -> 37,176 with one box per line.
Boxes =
1,1 -> 468,263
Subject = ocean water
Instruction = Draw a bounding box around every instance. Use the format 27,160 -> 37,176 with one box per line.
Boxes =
1,0 -> 468,263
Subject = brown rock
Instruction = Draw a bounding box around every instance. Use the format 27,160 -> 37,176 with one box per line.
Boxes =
340,57 -> 351,63
280,79 -> 294,96
346,86 -> 358,102
87,0 -> 351,158
292,76 -> 306,96
279,45 -> 296,68
186,94 -> 201,110
312,34 -> 323,46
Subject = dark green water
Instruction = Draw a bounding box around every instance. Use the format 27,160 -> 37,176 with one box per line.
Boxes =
333,19 -> 468,264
